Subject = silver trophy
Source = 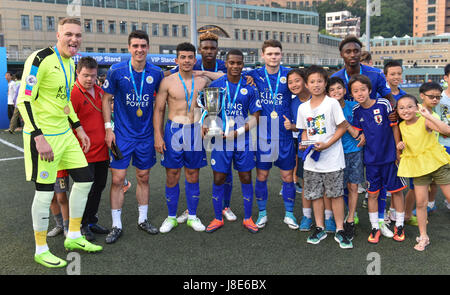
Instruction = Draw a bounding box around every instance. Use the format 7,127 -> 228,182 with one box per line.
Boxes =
198,87 -> 224,137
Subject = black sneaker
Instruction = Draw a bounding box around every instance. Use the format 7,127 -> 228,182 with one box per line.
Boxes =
81,225 -> 95,241
138,220 -> 159,235
334,230 -> 353,249
89,223 -> 110,234
105,227 -> 122,244
344,221 -> 355,241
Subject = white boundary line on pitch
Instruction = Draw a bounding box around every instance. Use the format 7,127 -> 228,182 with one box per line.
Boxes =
0,137 -> 24,153
0,156 -> 24,162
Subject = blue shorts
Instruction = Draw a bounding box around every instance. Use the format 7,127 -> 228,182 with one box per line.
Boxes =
344,151 -> 365,185
110,136 -> 156,170
256,138 -> 295,171
366,162 -> 407,194
161,120 -> 207,169
211,144 -> 256,173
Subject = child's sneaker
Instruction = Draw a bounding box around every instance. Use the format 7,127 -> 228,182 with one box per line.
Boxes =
379,222 -> 394,238
47,226 -> 64,237
255,211 -> 267,228
334,230 -> 353,249
354,212 -> 359,225
243,218 -> 258,233
307,227 -> 327,244
393,225 -> 405,242
362,193 -> 368,208
405,215 -> 418,226
368,228 -> 381,244
344,221 -> 355,241
299,216 -> 313,231
325,217 -> 336,233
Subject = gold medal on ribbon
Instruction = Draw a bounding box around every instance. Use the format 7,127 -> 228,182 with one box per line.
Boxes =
64,105 -> 70,115
136,107 -> 143,117
270,110 -> 278,119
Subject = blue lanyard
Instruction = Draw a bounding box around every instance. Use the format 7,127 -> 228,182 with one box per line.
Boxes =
128,60 -> 146,107
201,61 -> 218,72
178,73 -> 195,112
264,67 -> 281,107
344,66 -> 363,84
225,77 -> 242,112
53,46 -> 73,102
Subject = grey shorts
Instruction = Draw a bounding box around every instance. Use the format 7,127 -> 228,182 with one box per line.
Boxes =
54,176 -> 70,193
344,151 -> 364,185
303,169 -> 344,200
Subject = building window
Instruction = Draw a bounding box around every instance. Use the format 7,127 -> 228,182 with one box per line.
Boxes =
34,16 -> 42,31
162,24 -> 169,36
258,30 -> 263,41
47,16 -> 55,31
86,47 -> 94,52
272,31 -> 278,40
108,21 -> 116,34
428,0 -> 436,4
280,32 -> 284,42
21,15 -> 30,30
121,48 -> 128,53
243,29 -> 248,40
96,20 -> 104,33
152,23 -> 159,36
428,16 -> 436,22
293,33 -> 298,43
172,24 -> 178,37
235,29 -> 240,40
428,7 -> 436,13
98,48 -> 106,53
287,32 -> 291,43
84,19 -> 92,33
120,21 -> 127,34
265,31 -> 270,40
142,23 -> 149,34
428,24 -> 436,31
182,25 -> 188,38
110,48 -> 117,53
250,30 -> 255,41
131,22 -> 138,32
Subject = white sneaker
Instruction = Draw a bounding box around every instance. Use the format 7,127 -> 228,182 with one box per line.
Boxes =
187,217 -> 206,232
47,226 -> 63,237
283,216 -> 299,230
379,222 -> 394,238
256,215 -> 267,228
357,183 -> 366,193
176,209 -> 189,224
222,207 -> 237,221
160,217 -> 178,233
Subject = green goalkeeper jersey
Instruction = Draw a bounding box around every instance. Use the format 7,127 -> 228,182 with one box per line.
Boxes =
17,47 -> 81,136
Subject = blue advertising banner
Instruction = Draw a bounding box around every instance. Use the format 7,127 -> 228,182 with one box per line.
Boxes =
0,47 -> 8,129
72,52 -> 184,66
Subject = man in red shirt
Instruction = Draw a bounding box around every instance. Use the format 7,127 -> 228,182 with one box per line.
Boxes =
71,57 -> 110,240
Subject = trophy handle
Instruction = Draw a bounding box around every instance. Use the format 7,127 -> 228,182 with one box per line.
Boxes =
196,91 -> 205,109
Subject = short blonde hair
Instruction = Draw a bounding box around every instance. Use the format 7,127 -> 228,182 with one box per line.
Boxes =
58,17 -> 81,27
199,31 -> 219,43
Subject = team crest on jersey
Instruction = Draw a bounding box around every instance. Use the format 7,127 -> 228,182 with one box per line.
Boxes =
374,114 -> 383,125
146,76 -> 154,84
211,159 -> 216,166
240,88 -> 248,95
280,77 -> 287,84
373,109 -> 380,115
40,171 -> 49,179
103,79 -> 110,89
26,75 -> 37,86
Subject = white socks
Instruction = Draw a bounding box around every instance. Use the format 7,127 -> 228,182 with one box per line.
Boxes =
303,208 -> 312,219
112,209 -> 122,229
138,204 -> 148,224
369,212 -> 379,229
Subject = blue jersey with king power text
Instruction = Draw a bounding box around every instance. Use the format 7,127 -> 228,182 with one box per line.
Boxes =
103,60 -> 164,140
246,65 -> 292,141
352,98 -> 397,165
209,75 -> 262,145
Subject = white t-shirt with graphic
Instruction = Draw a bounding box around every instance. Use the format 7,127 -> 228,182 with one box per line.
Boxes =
296,95 -> 346,173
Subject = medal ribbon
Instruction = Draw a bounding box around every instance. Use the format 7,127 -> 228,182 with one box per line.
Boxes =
129,60 -> 146,110
343,66 -> 363,84
264,67 -> 281,114
53,46 -> 73,103
224,77 -> 242,133
201,61 -> 218,72
178,73 -> 195,112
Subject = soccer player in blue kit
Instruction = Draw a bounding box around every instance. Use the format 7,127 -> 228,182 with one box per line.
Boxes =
154,42 -> 210,233
205,49 -> 262,233
246,40 -> 297,230
102,30 -> 163,243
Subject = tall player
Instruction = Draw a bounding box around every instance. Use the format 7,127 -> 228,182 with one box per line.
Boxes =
17,18 -> 102,268
246,40 -> 297,230
206,49 -> 262,233
102,30 -> 163,244
154,42 -> 209,233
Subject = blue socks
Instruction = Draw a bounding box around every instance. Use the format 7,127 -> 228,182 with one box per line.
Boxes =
255,179 -> 268,212
282,182 -> 295,213
185,180 -> 200,216
212,183 -> 225,220
165,184 -> 180,217
241,182 -> 253,219
378,188 -> 387,220
223,172 -> 233,209
343,187 -> 349,208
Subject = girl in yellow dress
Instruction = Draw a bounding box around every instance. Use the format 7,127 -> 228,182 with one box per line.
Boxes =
396,94 -> 450,251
